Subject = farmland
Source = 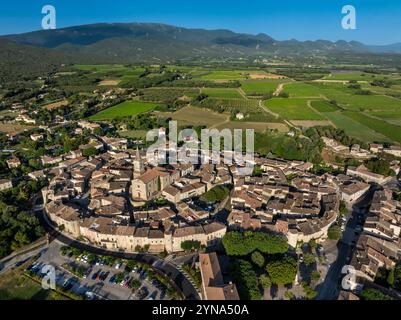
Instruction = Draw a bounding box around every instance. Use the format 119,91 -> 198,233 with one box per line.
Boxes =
310,100 -> 339,113
323,72 -> 392,82
344,111 -> 401,143
322,112 -> 390,142
89,101 -> 158,120
264,98 -> 324,120
202,88 -> 243,99
50,64 -> 401,144
241,80 -> 288,96
158,106 -> 229,127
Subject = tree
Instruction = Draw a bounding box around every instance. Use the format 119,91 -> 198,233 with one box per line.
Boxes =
266,256 -> 298,285
181,240 -> 201,251
223,231 -> 288,256
251,251 -> 265,268
259,274 -> 272,289
82,147 -> 97,157
328,225 -> 342,240
310,270 -> 321,283
232,259 -> 261,300
387,268 -> 395,287
303,253 -> 316,266
130,279 -> 141,291
361,288 -> 393,300
301,282 -> 317,300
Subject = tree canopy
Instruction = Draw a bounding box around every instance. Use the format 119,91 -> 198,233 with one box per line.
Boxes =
222,231 -> 288,256
266,256 -> 298,285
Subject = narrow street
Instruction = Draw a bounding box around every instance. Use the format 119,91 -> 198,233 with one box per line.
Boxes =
316,185 -> 377,300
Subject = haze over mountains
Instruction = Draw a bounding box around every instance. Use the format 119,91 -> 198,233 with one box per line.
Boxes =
2,22 -> 401,63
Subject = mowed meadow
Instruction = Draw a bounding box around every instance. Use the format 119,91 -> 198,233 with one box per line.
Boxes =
82,64 -> 401,144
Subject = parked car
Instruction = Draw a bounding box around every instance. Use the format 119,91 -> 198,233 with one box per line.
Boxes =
92,270 -> 101,281
83,268 -> 92,279
299,254 -> 304,263
100,271 -> 110,281
114,263 -> 122,270
108,274 -> 117,284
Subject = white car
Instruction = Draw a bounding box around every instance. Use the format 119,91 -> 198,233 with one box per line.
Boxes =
115,263 -> 122,270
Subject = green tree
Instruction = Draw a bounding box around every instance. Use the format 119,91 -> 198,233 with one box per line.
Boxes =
361,288 -> 393,300
251,251 -> 265,268
258,274 -> 272,289
223,231 -> 288,256
181,240 -> 201,251
232,259 -> 261,300
266,256 -> 298,285
303,253 -> 316,266
387,268 -> 395,287
328,225 -> 342,240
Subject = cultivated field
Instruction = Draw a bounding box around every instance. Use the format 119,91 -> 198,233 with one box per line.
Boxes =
202,88 -> 243,99
241,80 -> 288,96
89,101 -> 158,120
0,123 -> 36,134
43,99 -> 69,110
215,121 -> 288,133
323,111 -> 390,142
264,98 -> 324,120
158,106 -> 229,127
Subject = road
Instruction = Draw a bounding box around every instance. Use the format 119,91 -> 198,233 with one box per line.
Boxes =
316,185 -> 377,300
36,209 -> 201,300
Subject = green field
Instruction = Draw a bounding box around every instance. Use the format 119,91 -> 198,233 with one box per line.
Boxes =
284,82 -> 324,97
90,101 -> 158,120
325,94 -> 401,111
0,267 -> 63,300
264,98 -> 324,120
324,72 -> 390,81
195,98 -> 259,113
344,111 -> 401,143
202,88 -> 243,99
140,87 -> 200,102
241,80 -> 286,96
323,112 -> 391,142
310,100 -> 339,113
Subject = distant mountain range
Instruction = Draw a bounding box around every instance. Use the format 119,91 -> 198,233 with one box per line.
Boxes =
3,22 -> 401,62
1,22 -> 401,82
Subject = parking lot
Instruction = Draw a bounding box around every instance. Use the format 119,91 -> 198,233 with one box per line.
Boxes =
29,240 -> 168,300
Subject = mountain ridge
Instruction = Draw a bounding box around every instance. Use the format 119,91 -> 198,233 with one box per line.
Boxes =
5,21 -> 397,63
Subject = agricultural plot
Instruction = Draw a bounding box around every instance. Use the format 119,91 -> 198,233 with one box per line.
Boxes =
264,98 -> 324,120
195,70 -> 264,81
284,82 -> 324,97
323,112 -> 390,142
202,88 -> 243,99
89,101 -> 158,120
139,87 -> 200,102
194,98 -> 259,113
344,111 -> 401,143
310,100 -> 339,113
161,106 -> 229,127
325,94 -> 401,112
240,80 -> 287,96
323,72 -> 390,82
215,121 -> 288,133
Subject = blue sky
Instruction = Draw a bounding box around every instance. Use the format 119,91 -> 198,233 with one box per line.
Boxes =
0,0 -> 400,45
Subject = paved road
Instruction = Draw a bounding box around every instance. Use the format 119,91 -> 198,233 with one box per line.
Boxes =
37,210 -> 200,300
316,185 -> 377,300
